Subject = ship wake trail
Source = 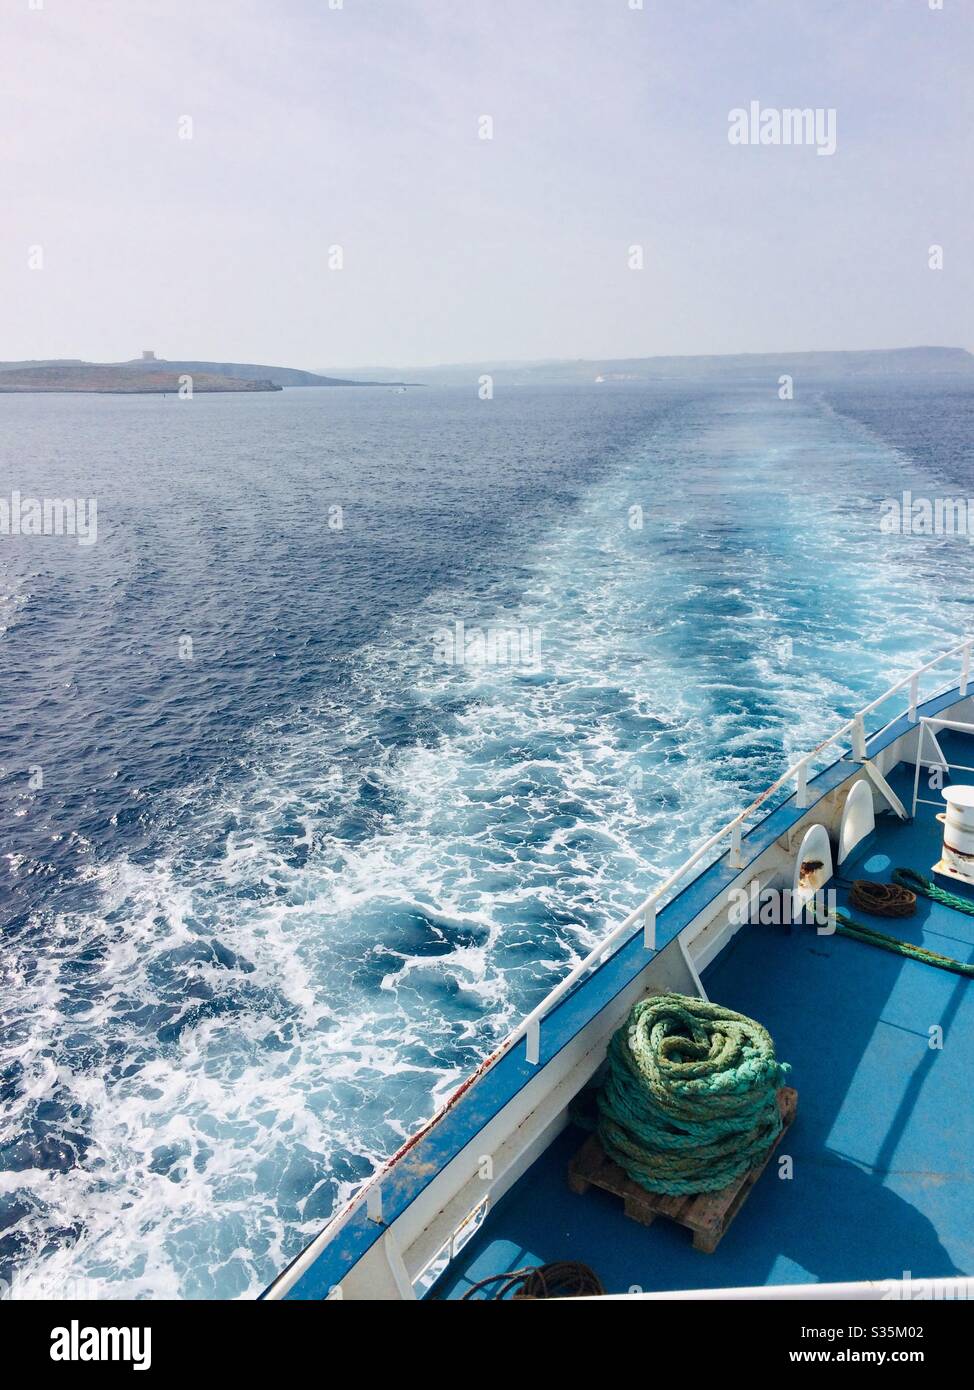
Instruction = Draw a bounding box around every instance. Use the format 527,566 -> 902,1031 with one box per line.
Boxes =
1,387 -> 972,1299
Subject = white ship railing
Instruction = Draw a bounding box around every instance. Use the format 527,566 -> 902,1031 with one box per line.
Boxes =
509,637 -> 972,1066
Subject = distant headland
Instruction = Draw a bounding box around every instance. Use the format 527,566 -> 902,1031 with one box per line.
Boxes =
320,345 -> 974,388
0,351 -> 407,394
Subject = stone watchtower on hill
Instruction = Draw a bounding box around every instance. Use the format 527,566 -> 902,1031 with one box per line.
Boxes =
141,350 -> 156,362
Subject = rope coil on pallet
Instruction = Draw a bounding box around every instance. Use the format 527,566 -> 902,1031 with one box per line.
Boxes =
596,993 -> 790,1196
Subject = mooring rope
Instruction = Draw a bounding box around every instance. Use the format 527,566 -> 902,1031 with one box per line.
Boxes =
596,993 -> 790,1196
893,866 -> 974,918
831,908 -> 974,977
827,867 -> 974,978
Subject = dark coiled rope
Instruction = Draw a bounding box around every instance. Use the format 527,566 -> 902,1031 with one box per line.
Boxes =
460,1261 -> 604,1300
849,879 -> 916,918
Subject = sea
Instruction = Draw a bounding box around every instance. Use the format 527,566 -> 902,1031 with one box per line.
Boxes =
1,377 -> 972,1298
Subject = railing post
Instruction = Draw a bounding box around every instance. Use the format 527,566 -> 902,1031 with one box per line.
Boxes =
795,760 -> 808,809
911,721 -> 926,820
367,1185 -> 383,1224
525,1019 -> 540,1066
729,824 -> 744,870
908,674 -> 919,723
643,901 -> 656,950
852,713 -> 867,760
962,643 -> 971,699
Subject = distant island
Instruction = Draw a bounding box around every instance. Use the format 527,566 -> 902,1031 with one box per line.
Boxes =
0,352 -> 407,394
318,345 -> 974,387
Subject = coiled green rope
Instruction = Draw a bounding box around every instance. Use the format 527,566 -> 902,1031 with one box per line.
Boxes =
596,994 -> 790,1196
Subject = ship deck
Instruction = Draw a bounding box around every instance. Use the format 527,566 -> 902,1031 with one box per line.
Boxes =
429,743 -> 974,1298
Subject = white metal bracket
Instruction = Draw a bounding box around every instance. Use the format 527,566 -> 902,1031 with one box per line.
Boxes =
679,935 -> 709,1002
921,725 -> 950,774
861,759 -> 908,821
383,1228 -> 418,1301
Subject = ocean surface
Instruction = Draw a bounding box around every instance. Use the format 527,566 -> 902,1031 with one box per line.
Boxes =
1,379 -> 972,1298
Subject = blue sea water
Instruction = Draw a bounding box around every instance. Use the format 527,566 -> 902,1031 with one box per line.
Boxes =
0,380 -> 972,1298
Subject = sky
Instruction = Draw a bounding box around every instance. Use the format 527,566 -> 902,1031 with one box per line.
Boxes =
1,0 -> 972,369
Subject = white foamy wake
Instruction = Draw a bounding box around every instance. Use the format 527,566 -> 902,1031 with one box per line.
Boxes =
5,390 -> 973,1298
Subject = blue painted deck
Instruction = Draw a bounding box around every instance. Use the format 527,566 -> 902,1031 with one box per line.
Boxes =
430,741 -> 974,1298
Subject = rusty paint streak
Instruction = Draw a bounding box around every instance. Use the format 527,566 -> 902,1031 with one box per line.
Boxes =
379,1051 -> 501,1175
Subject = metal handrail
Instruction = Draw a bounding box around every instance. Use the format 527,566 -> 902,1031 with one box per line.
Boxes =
910,713 -> 974,817
510,636 -> 972,1065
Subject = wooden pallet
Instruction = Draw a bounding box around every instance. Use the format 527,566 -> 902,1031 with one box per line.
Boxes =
567,1086 -> 797,1253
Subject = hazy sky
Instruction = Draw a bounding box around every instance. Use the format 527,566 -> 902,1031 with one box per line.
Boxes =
2,0 -> 971,368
